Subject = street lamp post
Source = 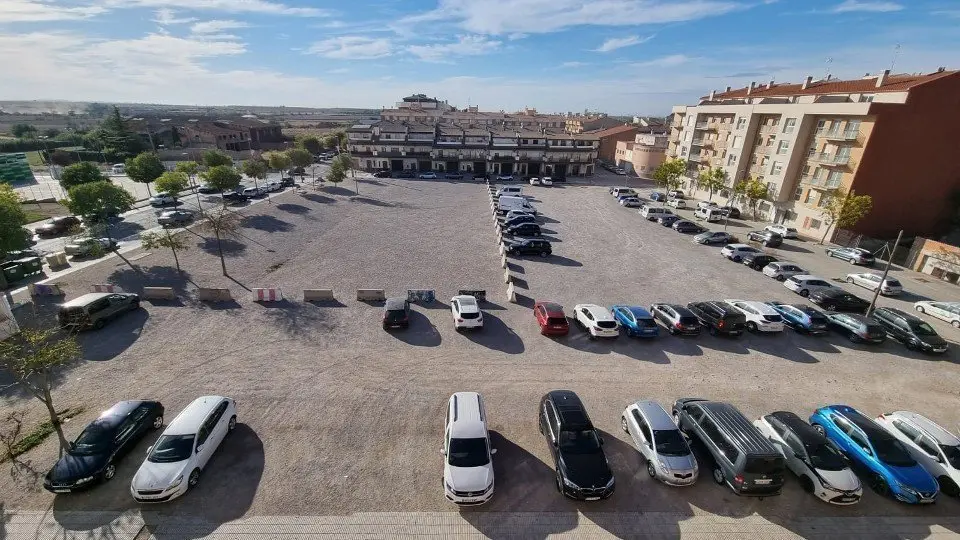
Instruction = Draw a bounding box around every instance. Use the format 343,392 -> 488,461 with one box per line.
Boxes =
866,229 -> 903,317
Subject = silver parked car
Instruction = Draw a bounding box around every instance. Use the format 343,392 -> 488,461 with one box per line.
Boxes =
64,237 -> 117,257
621,400 -> 697,486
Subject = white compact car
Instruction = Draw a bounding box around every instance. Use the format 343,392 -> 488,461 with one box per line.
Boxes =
149,193 -> 177,207
442,392 -> 496,505
876,411 -> 960,497
130,396 -> 236,503
784,275 -> 836,297
845,273 -> 903,296
724,299 -> 785,333
529,177 -> 540,185
667,198 -> 686,209
763,262 -> 808,281
720,244 -> 761,262
573,304 -> 619,339
540,177 -> 553,186
754,412 -> 862,505
765,224 -> 799,239
914,301 -> 960,328
696,201 -> 718,210
621,401 -> 697,486
419,172 -> 438,179
451,295 -> 483,330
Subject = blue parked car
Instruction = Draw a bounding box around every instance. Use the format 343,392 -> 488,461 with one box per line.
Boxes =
610,306 -> 659,338
650,192 -> 667,202
809,405 -> 939,504
765,301 -> 829,335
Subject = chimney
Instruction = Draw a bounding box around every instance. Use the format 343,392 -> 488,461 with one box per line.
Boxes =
802,75 -> 813,89
725,86 -> 731,92
709,90 -> 716,100
826,74 -> 832,81
747,81 -> 756,95
876,69 -> 890,88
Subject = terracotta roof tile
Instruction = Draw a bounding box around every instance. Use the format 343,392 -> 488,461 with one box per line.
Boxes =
591,124 -> 639,137
703,70 -> 957,100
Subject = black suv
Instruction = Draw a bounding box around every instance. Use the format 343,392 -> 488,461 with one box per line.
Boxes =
741,253 -> 778,271
686,301 -> 746,336
808,289 -> 869,313
870,307 -> 949,354
506,223 -> 542,237
382,297 -> 410,329
747,230 -> 783,247
222,190 -> 249,203
36,215 -> 82,237
503,214 -> 536,228
504,238 -> 551,257
396,171 -> 416,179
373,170 -> 391,178
538,390 -> 614,500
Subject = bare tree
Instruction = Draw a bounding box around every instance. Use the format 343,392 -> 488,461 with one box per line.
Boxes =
200,207 -> 241,276
140,230 -> 190,273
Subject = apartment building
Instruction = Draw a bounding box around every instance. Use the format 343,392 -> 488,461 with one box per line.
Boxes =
615,134 -> 668,176
181,119 -> 284,151
668,67 -> 960,241
592,124 -> 639,163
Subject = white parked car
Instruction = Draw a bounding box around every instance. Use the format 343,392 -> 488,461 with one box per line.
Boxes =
876,411 -> 960,497
784,275 -> 836,297
723,299 -> 785,333
914,301 -> 960,328
418,172 -> 438,179
720,244 -> 761,262
130,396 -> 237,503
762,262 -> 808,281
529,177 -> 540,185
540,177 -> 553,186
754,412 -> 862,505
666,198 -> 686,209
697,201 -> 719,210
621,401 -> 697,486
573,304 -> 619,339
496,174 -> 514,181
442,392 -> 496,505
264,180 -> 282,192
149,193 -> 177,207
845,273 -> 903,296
610,187 -> 637,198
451,295 -> 483,330
241,186 -> 263,198
765,224 -> 799,239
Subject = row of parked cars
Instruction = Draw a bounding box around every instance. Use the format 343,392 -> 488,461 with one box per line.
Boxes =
492,186 -> 555,258
440,389 -> 960,507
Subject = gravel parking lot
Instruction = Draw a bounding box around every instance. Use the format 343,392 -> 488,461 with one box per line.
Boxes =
3,175 -> 960,538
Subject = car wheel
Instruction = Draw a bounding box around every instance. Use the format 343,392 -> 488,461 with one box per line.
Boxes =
92,319 -> 106,330
540,251 -> 548,257
102,463 -> 116,481
672,412 -> 681,427
939,476 -> 960,497
152,415 -> 164,429
130,299 -> 140,310
868,473 -> 889,497
621,416 -> 629,433
776,275 -> 786,281
915,305 -> 925,313
846,277 -> 854,283
906,339 -> 919,350
647,461 -> 657,478
849,333 -> 861,343
188,468 -> 201,488
228,415 -> 237,432
712,467 -> 725,485
811,423 -> 825,436
799,289 -> 810,298
732,256 -> 742,262
953,320 -> 960,329
708,326 -> 718,336
746,322 -> 758,332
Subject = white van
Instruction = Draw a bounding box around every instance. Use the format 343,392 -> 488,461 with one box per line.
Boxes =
611,187 -> 637,198
496,186 -> 523,198
498,195 -> 537,215
111,163 -> 126,174
640,206 -> 673,221
442,392 -> 496,505
694,207 -> 725,222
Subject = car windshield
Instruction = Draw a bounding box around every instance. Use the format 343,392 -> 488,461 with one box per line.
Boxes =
873,436 -> 917,467
596,321 -> 617,329
148,434 -> 196,463
71,424 -> 114,455
940,445 -> 960,469
744,456 -> 784,474
808,443 -> 847,471
384,309 -> 407,321
908,321 -> 938,335
654,429 -> 689,456
886,279 -> 901,286
546,317 -> 567,325
558,429 -> 601,453
809,314 -> 829,325
447,437 -> 490,468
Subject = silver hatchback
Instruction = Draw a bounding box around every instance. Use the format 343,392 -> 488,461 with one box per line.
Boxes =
621,400 -> 697,486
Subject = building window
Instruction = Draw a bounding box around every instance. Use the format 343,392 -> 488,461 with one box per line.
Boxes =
813,168 -> 823,180
817,193 -> 829,207
804,190 -> 814,204
771,161 -> 783,175
809,219 -> 822,230
802,165 -> 811,175
826,170 -> 843,187
816,119 -> 826,133
859,95 -> 874,103
776,141 -> 789,154
794,187 -> 803,201
736,117 -> 746,130
783,118 -> 796,134
760,156 -> 769,167
765,182 -> 776,195
766,135 -> 776,146
846,119 -> 861,135
732,135 -> 742,149
727,154 -> 737,166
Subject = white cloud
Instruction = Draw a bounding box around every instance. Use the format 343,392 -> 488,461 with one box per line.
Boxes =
191,19 -> 251,34
560,61 -> 589,67
593,35 -> 653,52
0,0 -> 106,23
307,36 -> 393,59
100,0 -> 330,17
152,8 -> 196,25
631,54 -> 691,67
399,0 -> 744,35
407,35 -> 501,62
831,1 -> 903,13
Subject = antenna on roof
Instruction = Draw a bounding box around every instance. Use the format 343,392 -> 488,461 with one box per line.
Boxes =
823,57 -> 833,80
890,43 -> 901,73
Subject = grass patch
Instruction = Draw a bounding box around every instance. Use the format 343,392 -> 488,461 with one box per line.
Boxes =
24,151 -> 45,167
3,407 -> 85,461
20,201 -> 69,222
23,210 -> 47,224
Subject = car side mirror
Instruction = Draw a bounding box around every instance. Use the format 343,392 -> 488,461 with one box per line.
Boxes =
195,444 -> 203,454
146,445 -> 153,454
491,448 -> 497,455
598,435 -> 605,446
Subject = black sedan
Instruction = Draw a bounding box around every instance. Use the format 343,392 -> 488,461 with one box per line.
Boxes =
673,220 -> 704,234
44,400 -> 164,493
747,230 -> 783,247
504,238 -> 552,257
505,223 -> 542,237
659,215 -> 682,227
445,172 -> 464,179
720,206 -> 741,219
741,253 -> 778,271
222,190 -> 249,203
825,312 -> 887,343
396,171 -> 416,179
197,184 -> 220,194
373,170 -> 392,178
809,289 -> 870,313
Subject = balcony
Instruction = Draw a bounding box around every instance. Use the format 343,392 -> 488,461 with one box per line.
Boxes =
694,122 -> 712,130
691,138 -> 705,146
818,129 -> 862,143
807,152 -> 854,167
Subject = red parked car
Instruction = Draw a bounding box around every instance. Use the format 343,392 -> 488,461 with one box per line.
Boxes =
534,301 -> 569,336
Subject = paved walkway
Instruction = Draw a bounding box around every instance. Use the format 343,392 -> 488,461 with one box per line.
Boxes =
5,511 -> 960,539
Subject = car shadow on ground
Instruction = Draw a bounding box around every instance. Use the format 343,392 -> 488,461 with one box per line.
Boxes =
459,312 -> 524,354
611,334 -> 673,363
300,193 -> 336,204
897,291 -> 933,303
538,255 -> 582,267
538,216 -> 560,224
241,214 -> 294,233
274,203 -> 310,214
741,331 -> 821,363
695,334 -> 751,356
540,235 -> 562,243
76,307 -> 149,361
196,238 -> 246,257
772,243 -> 813,254
387,310 -> 441,347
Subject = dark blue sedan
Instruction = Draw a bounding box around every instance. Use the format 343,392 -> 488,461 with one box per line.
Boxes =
611,305 -> 659,338
650,192 -> 667,202
765,301 -> 829,334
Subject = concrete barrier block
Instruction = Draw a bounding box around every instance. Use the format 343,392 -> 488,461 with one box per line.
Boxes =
93,284 -> 122,293
357,289 -> 386,301
197,288 -> 232,302
499,244 -> 505,256
506,283 -> 516,303
253,288 -> 283,302
501,254 -> 507,268
303,289 -> 335,301
504,268 -> 511,284
142,287 -> 176,300
45,252 -> 68,268
407,289 -> 436,303
458,289 -> 487,302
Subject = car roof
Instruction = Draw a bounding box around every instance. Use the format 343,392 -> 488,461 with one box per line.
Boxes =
622,306 -> 653,318
452,295 -> 479,310
727,300 -> 778,315
697,401 -> 780,455
578,304 -> 613,319
60,292 -> 113,307
876,307 -> 915,320
164,396 -> 229,435
384,297 -> 407,310
547,390 -> 592,429
769,411 -> 828,447
827,405 -> 891,439
635,401 -> 676,430
536,301 -> 565,316
89,400 -> 150,430
449,392 -> 486,438
659,303 -> 695,316
890,411 -> 960,445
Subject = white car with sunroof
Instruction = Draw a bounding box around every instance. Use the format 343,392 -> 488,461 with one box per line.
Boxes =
876,411 -> 960,497
451,295 -> 483,330
724,299 -> 784,333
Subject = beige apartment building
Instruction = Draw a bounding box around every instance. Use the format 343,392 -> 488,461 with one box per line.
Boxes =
615,134 -> 668,176
667,68 -> 960,241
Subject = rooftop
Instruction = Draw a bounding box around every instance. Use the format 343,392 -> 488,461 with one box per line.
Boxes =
590,124 -> 639,138
703,68 -> 956,100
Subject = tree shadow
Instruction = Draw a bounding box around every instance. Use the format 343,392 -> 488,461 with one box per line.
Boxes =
259,301 -> 337,341
386,310 -> 442,347
196,238 -> 246,257
275,203 -> 310,214
75,307 -> 149,361
350,196 -> 396,207
301,193 -> 335,204
141,423 -> 264,540
321,185 -> 356,196
106,266 -> 195,298
241,215 -> 293,233
460,312 -> 525,354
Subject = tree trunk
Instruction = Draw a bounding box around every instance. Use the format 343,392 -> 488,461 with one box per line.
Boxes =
145,182 -> 153,198
41,373 -> 70,456
171,245 -> 181,273
215,231 -> 227,276
819,224 -> 832,245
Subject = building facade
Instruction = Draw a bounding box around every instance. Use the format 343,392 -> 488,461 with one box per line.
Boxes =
615,134 -> 668,176
182,119 -> 284,151
593,124 -> 639,163
906,238 -> 960,285
667,68 -> 960,241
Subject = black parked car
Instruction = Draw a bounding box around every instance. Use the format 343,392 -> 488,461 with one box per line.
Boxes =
719,206 -> 741,219
222,190 -> 249,203
503,214 -> 537,227
382,297 -> 411,329
742,253 -> 778,271
686,301 -> 747,337
445,172 -> 464,179
650,303 -> 702,335
373,170 -> 392,178
659,214 -> 682,227
506,223 -> 542,237
44,400 -> 164,493
280,176 -> 296,187
395,171 -> 416,179
538,390 -> 614,500
504,238 -> 552,257
197,184 -> 220,194
673,220 -> 704,234
808,289 -> 869,313
747,230 -> 783,247
870,307 -> 949,354
825,312 -> 887,344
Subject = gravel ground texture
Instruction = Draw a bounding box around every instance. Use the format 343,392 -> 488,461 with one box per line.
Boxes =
2,175 -> 960,538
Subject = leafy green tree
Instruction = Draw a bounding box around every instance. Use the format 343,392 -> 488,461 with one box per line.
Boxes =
742,178 -> 770,219
11,124 -> 37,138
241,159 -> 268,192
140,230 -> 190,273
0,185 -> 30,257
201,207 -> 241,276
87,106 -> 143,158
202,165 -> 242,203
175,161 -> 199,181
326,159 -> 347,185
49,150 -> 75,167
60,161 -> 108,189
0,327 -> 83,455
202,150 -> 233,168
154,171 -> 189,195
819,189 -> 874,244
651,158 -> 686,204
298,135 -> 322,155
125,152 -> 165,197
63,181 -> 135,219
264,151 -> 291,176
286,148 -> 313,173
698,167 -> 728,201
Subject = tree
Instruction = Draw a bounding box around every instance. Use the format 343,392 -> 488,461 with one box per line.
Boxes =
175,161 -> 199,181
202,150 -> 233,168
60,161 -> 107,189
0,185 -> 30,257
651,158 -> 686,204
140,230 -> 190,273
286,148 -> 313,173
819,189 -> 874,244
201,207 -> 241,276
241,159 -> 268,193
87,106 -> 143,158
698,167 -> 727,202
298,135 -> 322,155
326,158 -> 348,185
264,151 -> 291,176
742,178 -> 770,219
0,328 -> 83,455
154,171 -> 189,195
202,165 -> 242,203
125,152 -> 166,197
11,124 -> 37,138
49,150 -> 75,167
63,181 -> 135,220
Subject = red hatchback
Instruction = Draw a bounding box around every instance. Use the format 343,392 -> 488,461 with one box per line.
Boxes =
534,301 -> 569,336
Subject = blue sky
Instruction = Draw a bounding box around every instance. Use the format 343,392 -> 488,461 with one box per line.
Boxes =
1,0 -> 958,114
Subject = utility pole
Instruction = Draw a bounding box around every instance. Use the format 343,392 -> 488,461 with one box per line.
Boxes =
866,229 -> 903,317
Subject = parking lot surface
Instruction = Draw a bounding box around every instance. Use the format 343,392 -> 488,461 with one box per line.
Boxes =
2,175 -> 960,538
